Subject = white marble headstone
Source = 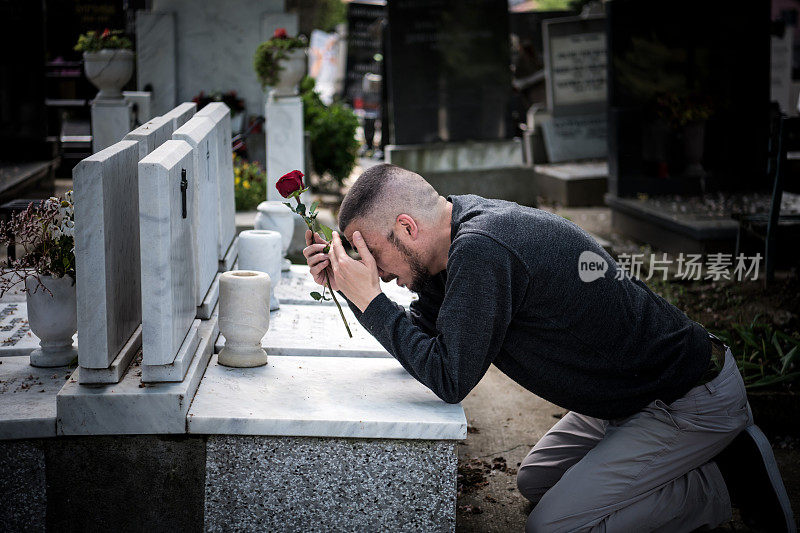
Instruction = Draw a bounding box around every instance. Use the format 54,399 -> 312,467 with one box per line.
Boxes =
265,96 -> 306,203
123,115 -> 175,160
195,102 -> 237,260
173,116 -> 220,306
162,102 -> 196,131
138,140 -> 197,366
74,140 -> 142,371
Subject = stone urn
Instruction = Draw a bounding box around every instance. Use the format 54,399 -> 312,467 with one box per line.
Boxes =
255,201 -> 295,271
218,270 -> 270,368
83,49 -> 134,100
237,230 -> 283,311
272,48 -> 307,98
26,275 -> 78,367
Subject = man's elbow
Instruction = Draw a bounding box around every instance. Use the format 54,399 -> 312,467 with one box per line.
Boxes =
437,388 -> 467,404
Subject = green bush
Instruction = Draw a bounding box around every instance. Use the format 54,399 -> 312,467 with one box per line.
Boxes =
300,77 -> 359,187
233,154 -> 267,211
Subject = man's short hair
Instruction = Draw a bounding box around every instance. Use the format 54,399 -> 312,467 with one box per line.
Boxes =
338,163 -> 438,234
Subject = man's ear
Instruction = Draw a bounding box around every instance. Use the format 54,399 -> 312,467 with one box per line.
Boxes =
396,214 -> 419,239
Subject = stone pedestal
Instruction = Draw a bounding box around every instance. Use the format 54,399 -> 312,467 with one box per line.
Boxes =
90,99 -> 133,153
265,95 -> 308,204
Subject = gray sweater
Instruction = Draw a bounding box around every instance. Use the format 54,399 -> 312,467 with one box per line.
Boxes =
349,194 -> 711,420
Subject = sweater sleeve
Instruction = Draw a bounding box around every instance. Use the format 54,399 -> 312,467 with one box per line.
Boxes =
357,233 -> 526,404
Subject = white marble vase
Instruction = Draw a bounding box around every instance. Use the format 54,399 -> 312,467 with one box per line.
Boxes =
237,230 -> 282,311
255,201 -> 295,271
272,48 -> 307,97
26,275 -> 78,367
218,271 -> 270,368
83,50 -> 135,100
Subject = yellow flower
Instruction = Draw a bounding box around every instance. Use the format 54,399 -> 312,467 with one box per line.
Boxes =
243,180 -> 250,189
235,177 -> 241,185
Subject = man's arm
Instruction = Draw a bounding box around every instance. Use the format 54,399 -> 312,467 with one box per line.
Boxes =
344,232 -> 527,404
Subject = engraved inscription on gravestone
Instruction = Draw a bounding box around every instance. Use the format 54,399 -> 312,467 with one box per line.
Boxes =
549,32 -> 607,108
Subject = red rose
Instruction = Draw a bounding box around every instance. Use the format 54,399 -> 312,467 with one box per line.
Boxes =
101,28 -> 111,39
276,170 -> 304,198
273,28 -> 288,39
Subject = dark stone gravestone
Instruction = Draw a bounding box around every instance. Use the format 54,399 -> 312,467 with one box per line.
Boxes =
385,0 -> 513,145
344,1 -> 386,106
607,0 -> 770,196
537,15 -> 607,163
0,0 -> 48,161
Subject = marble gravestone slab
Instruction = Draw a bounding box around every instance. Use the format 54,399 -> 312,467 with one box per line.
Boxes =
173,116 -> 220,308
138,140 -> 198,369
188,355 -> 467,440
214,304 -> 388,357
0,356 -> 73,440
195,103 -> 237,262
265,96 -> 306,203
57,314 -> 218,435
276,264 -> 417,308
124,115 -> 175,160
538,112 -> 607,163
135,11 -> 177,116
162,102 -> 196,131
0,303 -> 77,357
73,140 -> 143,382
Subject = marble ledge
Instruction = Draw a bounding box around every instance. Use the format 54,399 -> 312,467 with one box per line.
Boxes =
275,264 -> 417,308
214,304 -> 389,358
188,355 -> 467,441
0,356 -> 73,440
56,315 -> 216,435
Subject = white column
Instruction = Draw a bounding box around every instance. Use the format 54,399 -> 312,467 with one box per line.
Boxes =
90,99 -> 133,154
265,94 -> 308,203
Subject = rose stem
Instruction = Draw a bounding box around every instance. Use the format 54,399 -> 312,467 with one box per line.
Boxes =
325,272 -> 352,338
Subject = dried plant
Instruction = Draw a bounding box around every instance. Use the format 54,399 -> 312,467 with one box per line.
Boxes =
0,192 -> 76,297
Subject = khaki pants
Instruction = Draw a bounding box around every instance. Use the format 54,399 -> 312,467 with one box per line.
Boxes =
517,350 -> 752,532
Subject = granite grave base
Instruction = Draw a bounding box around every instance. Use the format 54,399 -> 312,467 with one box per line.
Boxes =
533,161 -> 608,207
606,194 -> 739,254
205,436 -> 457,533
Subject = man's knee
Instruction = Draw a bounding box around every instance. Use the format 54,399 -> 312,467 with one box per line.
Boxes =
516,463 -> 549,504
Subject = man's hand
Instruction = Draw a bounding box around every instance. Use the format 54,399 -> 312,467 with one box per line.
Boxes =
328,231 -> 382,312
302,230 -> 339,291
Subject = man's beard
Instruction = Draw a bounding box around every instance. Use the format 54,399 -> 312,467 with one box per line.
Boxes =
387,230 -> 431,294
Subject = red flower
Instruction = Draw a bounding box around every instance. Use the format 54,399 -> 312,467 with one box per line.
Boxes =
101,28 -> 111,39
273,28 -> 288,39
276,170 -> 304,198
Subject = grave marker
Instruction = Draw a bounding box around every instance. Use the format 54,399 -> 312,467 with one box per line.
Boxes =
124,115 -> 175,160
195,102 -> 237,264
161,102 -> 196,130
540,15 -> 607,163
73,140 -> 142,384
173,116 -> 220,311
138,140 -> 199,381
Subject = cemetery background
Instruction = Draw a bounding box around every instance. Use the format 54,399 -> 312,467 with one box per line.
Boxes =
1,0 -> 799,531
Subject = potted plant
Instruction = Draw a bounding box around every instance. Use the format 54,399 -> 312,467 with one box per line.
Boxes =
75,29 -> 134,100
0,193 -> 77,367
254,28 -> 307,97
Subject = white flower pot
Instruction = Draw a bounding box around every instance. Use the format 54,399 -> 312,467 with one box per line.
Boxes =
218,271 -> 270,368
26,275 -> 78,367
237,230 -> 283,311
272,48 -> 307,97
255,201 -> 295,271
83,49 -> 134,100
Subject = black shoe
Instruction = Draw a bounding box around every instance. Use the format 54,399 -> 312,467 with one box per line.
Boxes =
714,425 -> 796,532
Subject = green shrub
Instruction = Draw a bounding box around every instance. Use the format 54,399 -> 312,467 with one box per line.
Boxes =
233,154 -> 267,211
300,77 -> 359,187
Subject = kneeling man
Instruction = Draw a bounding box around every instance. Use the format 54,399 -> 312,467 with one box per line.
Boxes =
303,164 -> 794,532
